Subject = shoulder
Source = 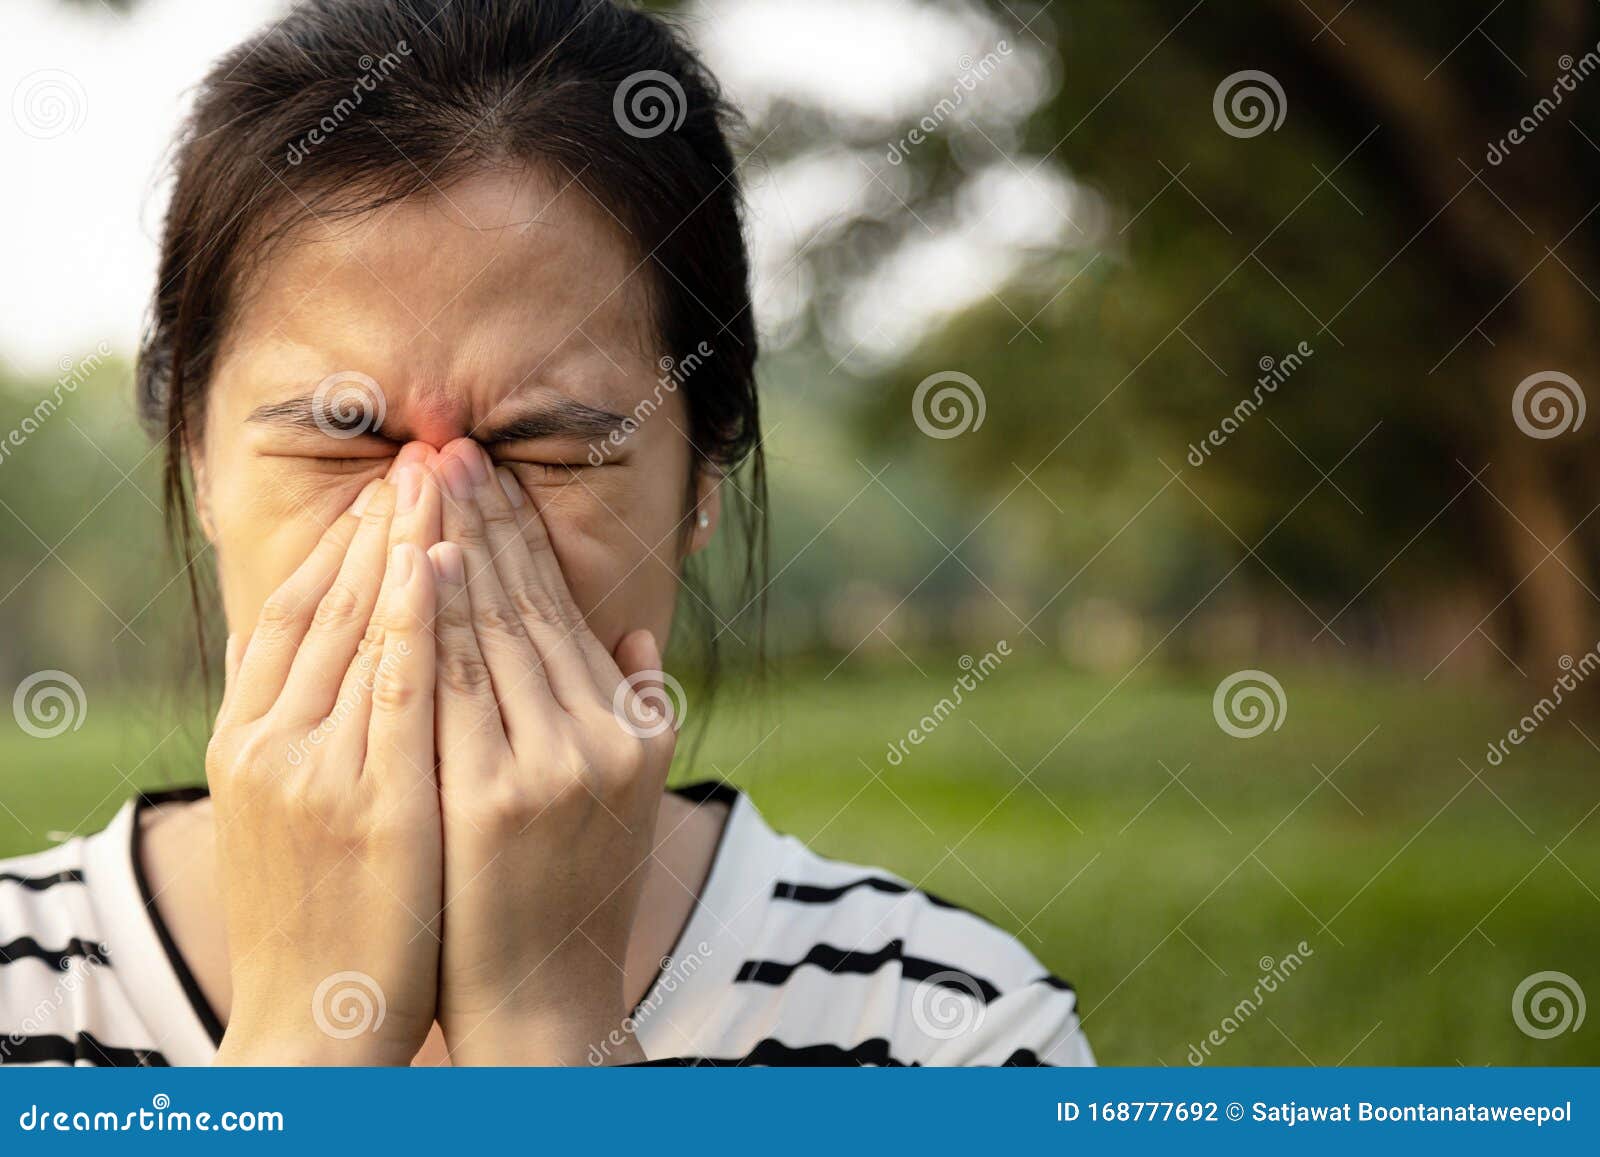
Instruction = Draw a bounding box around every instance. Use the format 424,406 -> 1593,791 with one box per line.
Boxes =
0,810 -> 166,1066
666,790 -> 1094,1067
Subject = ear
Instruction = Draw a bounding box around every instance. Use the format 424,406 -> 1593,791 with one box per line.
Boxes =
687,468 -> 721,556
187,438 -> 217,544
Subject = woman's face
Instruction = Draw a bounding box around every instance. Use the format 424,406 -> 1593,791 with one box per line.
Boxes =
195,166 -> 715,654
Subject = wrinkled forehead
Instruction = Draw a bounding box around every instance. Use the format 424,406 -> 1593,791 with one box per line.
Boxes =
211,167 -> 658,442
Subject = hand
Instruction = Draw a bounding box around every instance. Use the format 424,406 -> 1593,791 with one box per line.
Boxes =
209,453 -> 443,1065
427,438 -> 677,1065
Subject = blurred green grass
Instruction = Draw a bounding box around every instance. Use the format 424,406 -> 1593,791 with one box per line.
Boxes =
3,658 -> 1597,1065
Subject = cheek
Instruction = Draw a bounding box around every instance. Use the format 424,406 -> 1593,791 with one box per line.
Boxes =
209,456 -> 385,623
532,478 -> 686,650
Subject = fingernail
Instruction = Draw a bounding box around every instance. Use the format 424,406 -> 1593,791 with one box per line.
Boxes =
465,442 -> 491,485
497,467 -> 525,508
430,542 -> 464,586
395,464 -> 422,512
442,455 -> 474,501
390,543 -> 413,583
350,478 -> 381,515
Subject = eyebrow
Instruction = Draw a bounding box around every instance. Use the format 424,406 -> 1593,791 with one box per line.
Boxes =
246,393 -> 628,443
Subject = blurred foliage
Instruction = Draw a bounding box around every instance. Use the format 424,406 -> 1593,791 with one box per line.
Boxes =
677,0 -> 1600,681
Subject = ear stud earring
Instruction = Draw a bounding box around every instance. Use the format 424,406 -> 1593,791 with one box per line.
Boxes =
697,510 -> 711,529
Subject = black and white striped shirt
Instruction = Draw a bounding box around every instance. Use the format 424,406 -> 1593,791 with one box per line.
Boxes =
0,783 -> 1092,1067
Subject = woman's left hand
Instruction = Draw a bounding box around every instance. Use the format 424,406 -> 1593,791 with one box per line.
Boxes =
426,439 -> 678,1065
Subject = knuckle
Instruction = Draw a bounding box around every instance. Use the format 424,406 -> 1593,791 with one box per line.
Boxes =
370,668 -> 418,713
475,601 -> 527,642
254,593 -> 308,638
507,583 -> 562,626
358,619 -> 388,652
452,518 -> 488,550
312,582 -> 366,630
440,652 -> 493,695
481,503 -> 520,533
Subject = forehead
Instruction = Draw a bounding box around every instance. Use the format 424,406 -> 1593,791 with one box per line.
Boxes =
213,165 -> 656,436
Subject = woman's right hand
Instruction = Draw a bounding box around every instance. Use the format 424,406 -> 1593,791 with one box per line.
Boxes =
208,450 -> 443,1065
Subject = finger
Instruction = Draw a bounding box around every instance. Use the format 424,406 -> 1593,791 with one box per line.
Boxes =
438,455 -> 557,750
274,473 -> 402,721
363,542 -> 437,796
443,440 -> 616,707
495,461 -> 621,693
324,460 -> 441,721
429,541 -> 511,787
226,478 -> 380,724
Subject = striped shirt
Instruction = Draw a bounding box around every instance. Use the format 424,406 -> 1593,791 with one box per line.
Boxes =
0,783 -> 1092,1067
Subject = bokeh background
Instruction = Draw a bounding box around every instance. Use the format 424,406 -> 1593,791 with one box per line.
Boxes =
3,0 -> 1598,1064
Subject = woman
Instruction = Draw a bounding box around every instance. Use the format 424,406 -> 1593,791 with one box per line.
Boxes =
0,0 -> 1090,1067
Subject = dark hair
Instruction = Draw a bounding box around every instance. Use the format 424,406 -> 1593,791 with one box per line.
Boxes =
137,0 -> 766,698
